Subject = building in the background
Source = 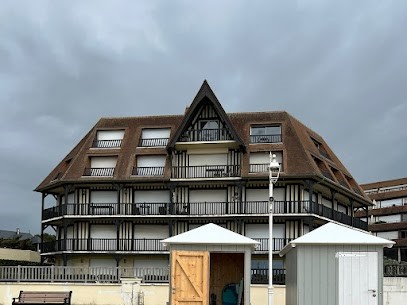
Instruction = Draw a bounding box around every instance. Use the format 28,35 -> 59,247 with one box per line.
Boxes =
359,177 -> 407,262
36,81 -> 370,280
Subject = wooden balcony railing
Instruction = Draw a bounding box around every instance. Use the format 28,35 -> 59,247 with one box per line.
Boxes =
0,266 -> 287,284
83,167 -> 115,177
179,128 -> 233,142
253,238 -> 294,252
42,200 -> 368,230
92,139 -> 122,148
139,138 -> 169,147
172,165 -> 241,179
132,166 -> 165,176
250,134 -> 282,143
49,238 -> 167,252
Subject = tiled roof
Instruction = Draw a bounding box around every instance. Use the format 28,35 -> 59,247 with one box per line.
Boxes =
35,81 -> 370,204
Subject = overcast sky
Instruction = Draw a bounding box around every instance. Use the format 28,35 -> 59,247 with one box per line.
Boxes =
1,0 -> 406,233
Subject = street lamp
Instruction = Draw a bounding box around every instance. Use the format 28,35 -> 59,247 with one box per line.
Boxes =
268,153 -> 281,305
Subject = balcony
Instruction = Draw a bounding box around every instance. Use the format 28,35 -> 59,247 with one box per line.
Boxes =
92,139 -> 122,148
139,138 -> 169,147
42,203 -> 168,219
46,238 -> 167,252
132,166 -> 165,176
83,167 -> 115,177
179,128 -> 233,142
42,200 -> 368,230
172,165 -> 241,179
250,134 -> 282,144
253,238 -> 293,252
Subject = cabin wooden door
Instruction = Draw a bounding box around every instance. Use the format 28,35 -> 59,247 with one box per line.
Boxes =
338,252 -> 378,305
170,250 -> 209,305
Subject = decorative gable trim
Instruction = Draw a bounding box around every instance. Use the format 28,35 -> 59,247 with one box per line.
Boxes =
167,80 -> 246,152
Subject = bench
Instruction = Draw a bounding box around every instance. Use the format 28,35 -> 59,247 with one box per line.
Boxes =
12,291 -> 72,305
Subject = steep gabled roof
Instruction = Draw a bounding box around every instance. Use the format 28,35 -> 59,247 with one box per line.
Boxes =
166,80 -> 246,152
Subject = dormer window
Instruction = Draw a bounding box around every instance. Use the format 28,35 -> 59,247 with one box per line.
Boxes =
198,120 -> 220,141
250,125 -> 282,143
84,156 -> 117,177
139,128 -> 171,147
92,130 -> 124,148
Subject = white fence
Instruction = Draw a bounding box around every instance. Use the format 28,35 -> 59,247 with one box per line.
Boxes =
0,266 -> 169,283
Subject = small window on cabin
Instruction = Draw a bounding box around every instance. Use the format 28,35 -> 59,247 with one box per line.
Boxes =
250,125 -> 282,143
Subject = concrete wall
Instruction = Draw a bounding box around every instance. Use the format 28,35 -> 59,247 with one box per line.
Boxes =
383,277 -> 407,305
0,282 -> 285,305
0,248 -> 40,263
0,279 -> 404,305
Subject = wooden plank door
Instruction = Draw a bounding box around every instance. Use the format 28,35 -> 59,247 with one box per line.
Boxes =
338,252 -> 378,305
170,250 -> 209,305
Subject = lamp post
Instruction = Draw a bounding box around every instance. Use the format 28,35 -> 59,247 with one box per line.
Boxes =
268,153 -> 281,305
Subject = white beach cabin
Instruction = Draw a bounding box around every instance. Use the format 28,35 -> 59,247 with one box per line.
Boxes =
280,222 -> 395,305
161,223 -> 259,305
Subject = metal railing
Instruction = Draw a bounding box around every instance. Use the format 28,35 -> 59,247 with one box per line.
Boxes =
47,238 -> 167,252
41,200 -> 368,230
92,139 -> 122,148
172,165 -> 241,179
254,238 -> 293,252
179,128 -> 233,142
251,268 -> 285,284
83,167 -> 115,177
139,138 -> 169,147
384,264 -> 407,277
250,134 -> 282,143
132,166 -> 165,176
0,265 -> 287,284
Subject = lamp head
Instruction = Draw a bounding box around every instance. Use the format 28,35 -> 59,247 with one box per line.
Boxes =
269,153 -> 281,183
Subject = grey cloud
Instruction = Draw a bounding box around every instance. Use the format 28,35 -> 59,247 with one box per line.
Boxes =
0,0 -> 406,231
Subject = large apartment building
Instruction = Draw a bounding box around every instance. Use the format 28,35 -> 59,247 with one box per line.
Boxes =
359,177 -> 407,263
36,81 -> 371,278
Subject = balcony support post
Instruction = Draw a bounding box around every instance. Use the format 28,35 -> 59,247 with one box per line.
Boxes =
306,180 -> 314,212
40,193 -> 45,257
114,184 -> 124,214
115,220 -> 121,251
350,199 -> 354,227
331,190 -> 337,219
169,184 -> 176,215
63,219 -> 67,253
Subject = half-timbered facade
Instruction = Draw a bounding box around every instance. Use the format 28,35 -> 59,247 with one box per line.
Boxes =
36,81 -> 371,279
